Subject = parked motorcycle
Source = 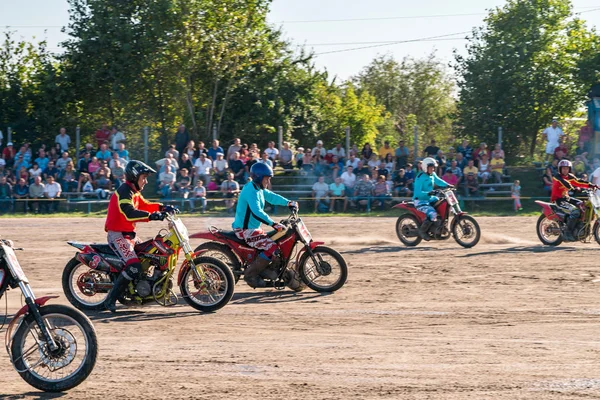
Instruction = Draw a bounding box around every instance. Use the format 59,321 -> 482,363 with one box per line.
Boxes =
393,187 -> 481,248
0,239 -> 97,392
62,210 -> 235,313
190,207 -> 348,292
535,189 -> 600,246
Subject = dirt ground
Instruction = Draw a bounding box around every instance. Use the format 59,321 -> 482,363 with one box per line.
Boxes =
2,216 -> 600,399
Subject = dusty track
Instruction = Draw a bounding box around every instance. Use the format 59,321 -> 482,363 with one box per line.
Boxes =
2,216 -> 600,399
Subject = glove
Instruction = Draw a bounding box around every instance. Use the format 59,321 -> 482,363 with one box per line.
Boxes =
149,212 -> 166,221
161,205 -> 179,214
272,222 -> 286,232
446,185 -> 455,189
429,196 -> 440,205
288,201 -> 299,211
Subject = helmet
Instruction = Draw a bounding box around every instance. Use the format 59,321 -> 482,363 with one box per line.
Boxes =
250,162 -> 274,188
558,159 -> 572,173
421,157 -> 438,173
125,160 -> 156,189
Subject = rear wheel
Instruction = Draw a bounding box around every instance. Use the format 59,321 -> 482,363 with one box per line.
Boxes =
395,214 -> 422,247
452,215 -> 481,248
536,215 -> 563,246
62,258 -> 113,311
180,256 -> 235,312
298,246 -> 347,293
194,242 -> 242,283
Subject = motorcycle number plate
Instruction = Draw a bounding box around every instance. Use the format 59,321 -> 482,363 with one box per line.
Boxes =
296,219 -> 313,243
1,244 -> 28,283
446,191 -> 458,206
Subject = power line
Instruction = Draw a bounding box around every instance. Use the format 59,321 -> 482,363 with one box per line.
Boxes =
306,37 -> 466,46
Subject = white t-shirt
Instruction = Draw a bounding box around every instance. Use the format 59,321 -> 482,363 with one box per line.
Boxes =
543,126 -> 564,153
44,182 -> 62,198
111,131 -> 126,150
213,159 -> 228,172
341,171 -> 356,188
345,158 -> 359,169
311,147 -> 326,157
265,147 -> 279,159
591,167 -> 600,188
331,147 -> 346,158
194,158 -> 212,175
312,181 -> 329,199
159,171 -> 176,185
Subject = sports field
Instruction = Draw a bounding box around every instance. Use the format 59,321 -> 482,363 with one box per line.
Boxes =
2,216 -> 600,399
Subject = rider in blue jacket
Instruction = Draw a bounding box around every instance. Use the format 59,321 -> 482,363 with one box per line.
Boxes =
233,163 -> 298,288
412,157 -> 452,240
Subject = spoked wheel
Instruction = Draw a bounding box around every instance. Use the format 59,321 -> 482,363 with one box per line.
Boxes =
62,258 -> 113,311
298,246 -> 347,292
452,215 -> 481,248
10,305 -> 98,392
180,256 -> 235,312
395,214 -> 423,246
536,215 -> 563,246
194,242 -> 242,283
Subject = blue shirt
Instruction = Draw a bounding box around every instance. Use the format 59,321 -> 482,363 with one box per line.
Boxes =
412,171 -> 448,202
96,150 -> 112,160
35,157 -> 49,171
116,149 -> 129,160
207,146 -> 224,161
232,181 -> 290,230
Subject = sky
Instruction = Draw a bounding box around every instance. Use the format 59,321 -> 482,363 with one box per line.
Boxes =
1,0 -> 600,80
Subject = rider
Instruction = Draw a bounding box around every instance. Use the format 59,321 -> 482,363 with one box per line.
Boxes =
551,159 -> 596,241
412,157 -> 452,240
103,160 -> 175,312
233,162 -> 298,288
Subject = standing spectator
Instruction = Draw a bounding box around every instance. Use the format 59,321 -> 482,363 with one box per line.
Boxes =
194,153 -> 212,185
378,141 -> 393,159
56,152 -> 73,171
96,143 -> 112,161
221,172 -> 240,214
28,176 -> 45,213
212,153 -> 228,184
542,119 -> 564,162
464,173 -> 479,197
354,173 -> 375,212
175,124 -> 190,154
226,138 -> 242,160
175,168 -> 193,205
341,166 -> 357,197
95,124 -> 111,149
229,152 -> 246,184
490,152 -> 505,183
329,176 -> 347,212
393,168 -> 412,197
423,139 -> 440,158
395,140 -> 410,169
312,176 -> 330,212
12,178 -> 28,213
207,139 -> 224,161
191,179 -> 207,213
110,126 -> 126,151
264,141 -> 279,167
463,159 -> 478,177
311,140 -> 326,158
34,148 -> 49,171
330,143 -> 346,162
360,143 -> 374,161
279,142 -> 293,170
159,164 -> 176,198
478,154 -> 491,184
44,176 -> 62,213
456,139 -> 473,160
373,175 -> 390,210
511,180 -> 522,211
59,162 -> 78,192
115,143 -> 129,160
165,144 -> 180,160
2,142 -> 15,168
0,176 -> 12,214
55,127 -> 71,152
43,161 -> 60,181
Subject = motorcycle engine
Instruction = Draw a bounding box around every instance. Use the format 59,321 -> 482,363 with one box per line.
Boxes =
135,280 -> 152,298
135,264 -> 163,298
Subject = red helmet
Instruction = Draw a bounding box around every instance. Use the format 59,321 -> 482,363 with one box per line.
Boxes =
558,159 -> 572,173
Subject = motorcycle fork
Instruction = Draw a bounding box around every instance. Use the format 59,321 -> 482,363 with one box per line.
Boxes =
19,283 -> 57,351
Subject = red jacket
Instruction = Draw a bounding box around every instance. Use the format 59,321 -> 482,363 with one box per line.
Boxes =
550,172 -> 592,202
105,182 -> 161,232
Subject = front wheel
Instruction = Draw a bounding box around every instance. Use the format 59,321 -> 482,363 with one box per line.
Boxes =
452,215 -> 481,248
395,214 -> 423,247
298,246 -> 347,292
180,256 -> 235,312
11,304 -> 98,392
536,214 -> 563,246
593,221 -> 600,245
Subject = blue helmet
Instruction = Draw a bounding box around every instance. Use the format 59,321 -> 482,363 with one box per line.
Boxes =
250,162 -> 274,187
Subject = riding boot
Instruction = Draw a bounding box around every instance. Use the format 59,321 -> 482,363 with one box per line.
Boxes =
565,217 -> 578,241
104,273 -> 132,313
244,255 -> 271,288
419,220 -> 434,241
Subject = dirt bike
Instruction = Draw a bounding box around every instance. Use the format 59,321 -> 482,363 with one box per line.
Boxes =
189,207 -> 348,292
535,189 -> 600,246
393,187 -> 481,248
62,210 -> 235,313
0,239 -> 98,392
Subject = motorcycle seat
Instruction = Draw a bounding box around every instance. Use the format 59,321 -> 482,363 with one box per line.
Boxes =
90,240 -> 155,256
218,230 -> 248,245
402,201 -> 416,208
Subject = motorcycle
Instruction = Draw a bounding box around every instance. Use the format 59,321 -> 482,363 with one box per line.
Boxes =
535,189 -> 600,246
62,210 -> 235,313
0,239 -> 98,392
189,207 -> 348,292
393,187 -> 481,248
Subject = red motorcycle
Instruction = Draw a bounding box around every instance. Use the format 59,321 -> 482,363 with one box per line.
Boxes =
190,207 -> 348,292
393,188 -> 481,248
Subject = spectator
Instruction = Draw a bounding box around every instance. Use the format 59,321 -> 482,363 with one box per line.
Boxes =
345,154 -> 359,169
473,142 -> 491,164
95,123 -> 111,149
34,149 -> 49,171
354,173 -> 374,212
578,120 -> 593,148
491,143 -> 504,159
60,162 -> 78,192
55,127 -> 71,152
330,155 -> 344,178
0,176 -> 12,214
28,162 -> 43,181
312,153 -> 328,176
373,175 -> 390,210
435,150 -> 447,175
175,124 -> 190,154
44,175 -> 62,213
43,161 -> 60,181
330,143 -> 346,161
182,140 -> 197,162
191,179 -> 207,213
110,126 -> 126,151
207,139 -> 224,161
15,145 -> 31,165
12,178 -> 28,213
88,156 -> 101,177
553,137 -> 568,160
175,168 -> 193,205
221,172 -> 240,214
110,159 -> 126,189
312,176 -> 330,212
550,159 -> 559,175
115,143 -> 129,160
295,147 -> 304,169
159,164 -> 176,198
361,143 -> 374,161
463,159 -> 478,177
311,140 -> 326,158
455,152 -> 467,170
378,141 -> 393,159
264,141 -> 279,166
367,154 -> 380,169
258,152 -> 273,168
349,144 -> 359,157
239,144 -> 250,162
17,166 -> 29,184
395,140 -> 410,169
355,161 -> 370,177
490,152 -> 505,183
511,180 -> 522,211
423,139 -> 440,158
194,153 -> 212,185
28,175 -> 45,213
80,142 -> 94,155
56,152 -> 73,171
0,129 -> 3,147
478,154 -> 491,184
196,141 -> 208,158
96,143 -> 112,161
5,169 -> 16,186
382,154 -> 395,173
2,142 -> 15,168
165,144 -> 180,160
329,176 -> 347,212
179,153 -> 194,176
77,172 -> 94,194
95,161 -> 112,190
456,139 -> 473,160
405,163 -> 416,191
13,154 -> 29,172
279,142 -> 293,170
229,152 -> 246,184
245,151 -> 260,176
156,154 -> 179,173
447,147 -> 457,162
442,168 -> 458,186
542,119 -> 564,162
341,166 -> 357,197
48,147 -> 59,162
448,160 -> 463,187
575,141 -> 589,162
213,153 -> 228,184
393,168 -> 412,197
464,173 -> 479,197
249,142 -> 261,156
109,152 -> 128,170
226,138 -> 242,161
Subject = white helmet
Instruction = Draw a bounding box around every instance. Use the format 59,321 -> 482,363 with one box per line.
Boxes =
421,157 -> 438,173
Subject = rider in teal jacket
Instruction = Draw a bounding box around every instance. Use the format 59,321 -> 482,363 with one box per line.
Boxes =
412,157 -> 451,240
232,181 -> 290,230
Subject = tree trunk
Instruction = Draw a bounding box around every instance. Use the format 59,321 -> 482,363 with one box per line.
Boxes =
156,77 -> 169,152
206,79 -> 219,140
529,131 -> 537,157
185,75 -> 198,141
216,77 -> 233,137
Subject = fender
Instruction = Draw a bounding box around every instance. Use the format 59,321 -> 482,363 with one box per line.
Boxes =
176,250 -> 208,286
534,200 -> 561,220
392,202 -> 414,211
6,296 -> 60,338
294,241 -> 325,265
189,231 -> 220,240
76,252 -> 120,273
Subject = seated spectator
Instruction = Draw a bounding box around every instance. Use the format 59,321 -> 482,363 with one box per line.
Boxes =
226,138 -> 241,161
95,161 -> 112,190
312,140 -> 326,158
159,164 -> 176,199
341,166 -> 356,197
473,142 -> 491,164
179,153 -> 194,176
78,152 -> 91,173
194,153 -> 212,185
463,159 -> 478,178
382,154 -> 394,173
464,173 -> 479,197
370,167 -> 379,183
182,140 -> 197,163
110,159 -> 126,189
60,162 -> 78,192
378,141 -> 393,160
373,175 -> 390,210
393,168 -> 412,197
13,154 -> 29,172
248,142 -> 260,156
12,178 -> 28,213
95,143 -> 111,161
361,143 -> 374,162
2,142 -> 15,168
16,166 -> 29,184
490,152 -> 505,183
48,147 -> 59,162
405,163 -> 416,191
213,152 -> 228,184
258,151 -> 273,168
313,153 -> 327,177
229,152 -> 246,184
367,153 -> 380,169
312,176 -> 330,212
28,162 -> 43,181
491,143 -> 504,159
115,143 -> 129,160
0,176 -> 12,214
5,169 -> 16,186
109,152 -> 127,170
330,143 -> 346,162
573,156 -> 586,177
221,172 -> 240,214
44,175 -> 62,213
435,150 -> 447,175
328,155 -> 344,178
34,149 -> 49,171
279,142 -> 293,170
542,166 -> 553,195
354,173 -> 375,212
56,151 -> 73,171
349,144 -> 359,157
550,158 -> 559,175
156,153 -> 180,172
345,154 -> 359,170
478,154 -> 491,184
208,139 -> 224,161
442,168 -> 458,186
446,147 -> 457,162
329,176 -> 347,212
448,160 -> 463,187
28,176 -> 45,213
191,179 -> 207,213
355,161 -> 370,178
175,168 -> 193,205
88,156 -> 101,176
15,145 -> 31,166
264,141 -> 279,167
77,172 -> 94,194
196,141 -> 209,159
455,152 -> 467,170
553,137 -> 568,160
